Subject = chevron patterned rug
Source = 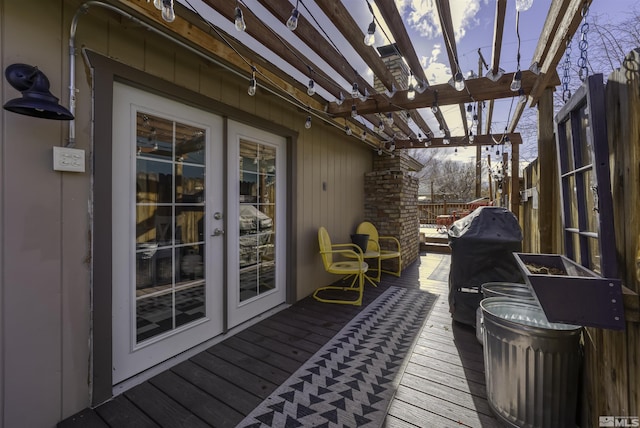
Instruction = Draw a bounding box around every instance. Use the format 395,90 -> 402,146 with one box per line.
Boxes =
238,286 -> 435,428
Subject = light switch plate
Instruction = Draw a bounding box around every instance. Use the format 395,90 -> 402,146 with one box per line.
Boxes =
53,146 -> 85,172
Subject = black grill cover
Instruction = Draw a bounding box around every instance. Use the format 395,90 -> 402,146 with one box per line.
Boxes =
448,206 -> 524,326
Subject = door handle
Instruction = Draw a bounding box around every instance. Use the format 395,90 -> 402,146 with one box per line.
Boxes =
212,228 -> 225,236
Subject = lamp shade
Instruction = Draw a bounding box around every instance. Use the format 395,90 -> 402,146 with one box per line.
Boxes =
3,64 -> 74,120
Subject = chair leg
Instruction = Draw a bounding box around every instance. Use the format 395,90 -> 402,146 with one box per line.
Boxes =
312,271 -> 364,306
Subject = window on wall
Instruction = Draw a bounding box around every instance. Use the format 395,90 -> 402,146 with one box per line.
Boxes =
554,74 -> 617,279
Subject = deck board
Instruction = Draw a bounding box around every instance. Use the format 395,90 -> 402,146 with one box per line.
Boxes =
59,250 -> 500,428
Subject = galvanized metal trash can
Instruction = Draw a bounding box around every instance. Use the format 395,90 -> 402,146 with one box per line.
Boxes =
476,282 -> 536,344
481,297 -> 582,428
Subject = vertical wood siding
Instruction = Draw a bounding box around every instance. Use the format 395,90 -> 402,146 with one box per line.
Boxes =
0,0 -> 372,426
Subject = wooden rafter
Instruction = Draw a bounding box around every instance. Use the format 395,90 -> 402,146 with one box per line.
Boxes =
394,132 -> 522,149
256,0 -> 414,140
527,0 -> 593,107
485,0 -> 506,135
328,70 -> 538,116
435,0 -> 468,136
374,1 -> 446,137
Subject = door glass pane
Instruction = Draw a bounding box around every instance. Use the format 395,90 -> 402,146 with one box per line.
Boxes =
238,140 -> 276,302
563,120 -> 574,172
135,111 -> 207,343
567,175 -> 578,229
578,105 -> 592,167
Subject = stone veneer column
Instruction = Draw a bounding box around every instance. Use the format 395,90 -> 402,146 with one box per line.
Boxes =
364,152 -> 420,273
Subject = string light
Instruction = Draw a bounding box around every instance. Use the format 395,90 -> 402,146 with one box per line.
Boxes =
431,91 -> 439,113
351,104 -> 358,118
307,79 -> 315,96
335,92 -> 345,106
511,70 -> 522,91
385,113 -> 394,126
469,131 -> 475,143
377,148 -> 383,156
359,88 -> 369,103
516,0 -> 534,11
305,115 -> 312,129
160,0 -> 175,22
452,71 -> 465,91
345,125 -> 352,136
407,83 -> 415,100
361,130 -> 367,141
351,82 -> 359,98
364,21 -> 376,46
248,69 -> 257,96
286,1 -> 300,31
234,4 -> 246,32
518,88 -> 527,104
364,0 -> 376,46
407,72 -> 415,100
377,120 -> 384,132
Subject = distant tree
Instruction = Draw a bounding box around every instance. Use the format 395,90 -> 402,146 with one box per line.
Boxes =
518,7 -> 640,159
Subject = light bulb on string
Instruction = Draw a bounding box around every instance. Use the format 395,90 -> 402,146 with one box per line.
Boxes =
469,132 -> 475,144
286,6 -> 299,31
361,130 -> 367,141
407,83 -> 415,100
345,125 -> 352,136
377,121 -> 384,133
518,88 -> 527,104
516,0 -> 533,11
359,88 -> 369,103
431,91 -> 439,114
364,21 -> 376,46
377,148 -> 383,156
304,116 -> 311,129
307,79 -> 315,96
510,70 -> 522,91
234,6 -> 246,31
407,71 -> 415,100
453,72 -> 465,91
335,92 -> 345,106
248,74 -> 257,96
351,105 -> 358,118
385,113 -> 394,126
351,82 -> 359,98
161,0 -> 175,23
153,0 -> 162,10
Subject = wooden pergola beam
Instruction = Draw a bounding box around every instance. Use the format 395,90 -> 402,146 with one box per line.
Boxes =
435,0 -> 468,135
485,0 -> 507,134
528,0 -> 593,106
374,1 -> 445,136
328,70 -> 538,118
393,132 -> 522,149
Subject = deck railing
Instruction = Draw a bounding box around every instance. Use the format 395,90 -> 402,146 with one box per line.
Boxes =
418,202 -> 469,225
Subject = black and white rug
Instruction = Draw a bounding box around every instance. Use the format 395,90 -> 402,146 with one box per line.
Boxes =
238,286 -> 435,428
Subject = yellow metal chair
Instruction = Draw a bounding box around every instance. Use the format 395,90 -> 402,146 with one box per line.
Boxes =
355,221 -> 402,282
314,227 -> 369,306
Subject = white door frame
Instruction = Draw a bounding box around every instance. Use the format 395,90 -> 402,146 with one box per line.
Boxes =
111,82 -> 224,384
226,120 -> 287,328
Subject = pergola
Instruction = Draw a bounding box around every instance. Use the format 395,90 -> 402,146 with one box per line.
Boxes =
118,0 -> 592,215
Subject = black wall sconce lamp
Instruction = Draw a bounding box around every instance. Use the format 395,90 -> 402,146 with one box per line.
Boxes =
3,63 -> 74,120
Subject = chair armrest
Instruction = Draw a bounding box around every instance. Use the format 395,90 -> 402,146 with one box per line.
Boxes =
379,236 -> 401,250
321,247 -> 364,262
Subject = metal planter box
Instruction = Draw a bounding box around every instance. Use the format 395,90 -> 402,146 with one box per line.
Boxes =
513,252 -> 625,330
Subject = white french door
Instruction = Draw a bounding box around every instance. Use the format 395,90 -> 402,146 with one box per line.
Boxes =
226,120 -> 287,328
112,83 -> 224,384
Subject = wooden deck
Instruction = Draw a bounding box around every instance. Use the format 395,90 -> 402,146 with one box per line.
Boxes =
60,249 -> 500,428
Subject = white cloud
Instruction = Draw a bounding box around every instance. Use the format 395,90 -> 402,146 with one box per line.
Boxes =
396,0 -> 482,42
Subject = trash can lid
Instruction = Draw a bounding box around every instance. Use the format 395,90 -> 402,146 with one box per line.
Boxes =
481,297 -> 581,330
